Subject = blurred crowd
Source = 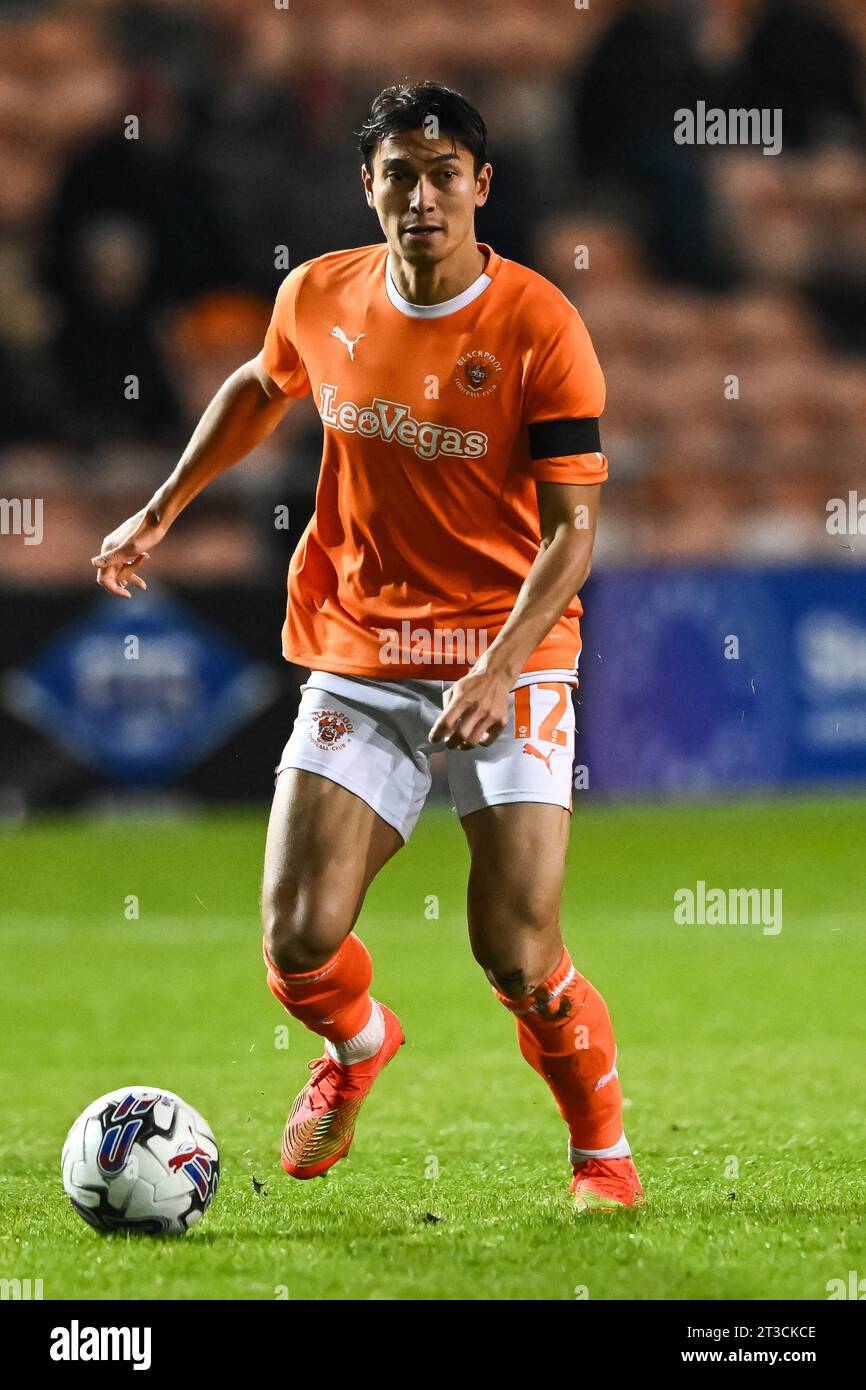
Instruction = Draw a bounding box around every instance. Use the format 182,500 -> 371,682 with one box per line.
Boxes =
1,0 -> 866,588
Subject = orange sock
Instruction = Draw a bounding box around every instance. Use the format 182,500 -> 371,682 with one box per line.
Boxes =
263,932 -> 373,1044
494,946 -> 624,1152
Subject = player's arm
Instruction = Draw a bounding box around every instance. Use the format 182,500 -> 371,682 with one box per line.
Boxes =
480,477 -> 600,683
429,480 -> 601,749
90,354 -> 293,597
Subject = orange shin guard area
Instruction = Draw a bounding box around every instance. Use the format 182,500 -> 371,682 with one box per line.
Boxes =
495,948 -> 624,1151
263,932 -> 373,1044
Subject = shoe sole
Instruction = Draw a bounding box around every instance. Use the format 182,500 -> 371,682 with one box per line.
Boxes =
572,1190 -> 645,1213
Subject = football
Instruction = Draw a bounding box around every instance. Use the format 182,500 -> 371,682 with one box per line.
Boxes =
61,1086 -> 219,1236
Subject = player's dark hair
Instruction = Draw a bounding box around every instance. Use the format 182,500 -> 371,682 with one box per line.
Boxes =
357,81 -> 488,175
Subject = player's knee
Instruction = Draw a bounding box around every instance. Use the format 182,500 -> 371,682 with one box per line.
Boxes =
470,931 -> 535,996
469,899 -> 556,966
486,964 -> 534,999
469,902 -> 559,998
262,883 -> 350,974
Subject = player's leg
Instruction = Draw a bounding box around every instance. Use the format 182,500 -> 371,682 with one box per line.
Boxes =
262,771 -> 406,1179
261,677 -> 432,1178
461,801 -> 642,1209
262,763 -> 404,1057
460,799 -> 567,1001
448,680 -> 643,1209
262,765 -> 402,974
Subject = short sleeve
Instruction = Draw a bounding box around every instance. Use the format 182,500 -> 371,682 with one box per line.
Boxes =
260,264 -> 313,398
522,312 -> 608,484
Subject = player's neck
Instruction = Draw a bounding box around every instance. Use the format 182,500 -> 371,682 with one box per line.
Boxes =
388,239 -> 486,306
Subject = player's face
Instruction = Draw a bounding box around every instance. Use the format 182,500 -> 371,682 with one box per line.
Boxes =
362,131 -> 491,264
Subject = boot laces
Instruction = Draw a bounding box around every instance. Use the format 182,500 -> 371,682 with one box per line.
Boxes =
305,1054 -> 367,1099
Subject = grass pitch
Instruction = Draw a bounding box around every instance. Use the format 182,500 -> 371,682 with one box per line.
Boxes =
1,795 -> 864,1301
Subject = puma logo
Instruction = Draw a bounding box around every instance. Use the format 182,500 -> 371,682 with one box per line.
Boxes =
331,325 -> 366,361
522,742 -> 554,774
594,1048 -> 619,1092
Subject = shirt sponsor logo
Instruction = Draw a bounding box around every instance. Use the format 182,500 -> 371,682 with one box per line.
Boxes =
319,383 -> 487,460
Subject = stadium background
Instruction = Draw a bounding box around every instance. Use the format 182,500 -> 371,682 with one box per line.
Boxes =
2,0 -> 866,807
1,0 -> 865,1303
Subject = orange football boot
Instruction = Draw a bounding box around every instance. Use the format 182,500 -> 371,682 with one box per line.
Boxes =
281,1003 -> 405,1179
569,1156 -> 645,1212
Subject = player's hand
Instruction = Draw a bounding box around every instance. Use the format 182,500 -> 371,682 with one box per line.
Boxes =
428,662 -> 512,750
91,506 -> 165,598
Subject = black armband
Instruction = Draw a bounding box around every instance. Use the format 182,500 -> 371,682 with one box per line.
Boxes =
528,417 -> 601,459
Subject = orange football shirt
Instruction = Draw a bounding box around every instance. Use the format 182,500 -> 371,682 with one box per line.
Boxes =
261,241 -> 607,681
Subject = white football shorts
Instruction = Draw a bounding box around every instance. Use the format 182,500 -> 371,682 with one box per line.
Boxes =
275,669 -> 578,843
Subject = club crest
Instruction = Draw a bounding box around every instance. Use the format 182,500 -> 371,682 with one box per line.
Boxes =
309,708 -> 354,751
454,349 -> 502,397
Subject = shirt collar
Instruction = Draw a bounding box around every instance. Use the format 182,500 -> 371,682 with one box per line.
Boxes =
385,248 -> 494,319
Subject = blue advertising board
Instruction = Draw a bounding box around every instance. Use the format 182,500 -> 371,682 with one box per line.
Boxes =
2,585 -> 279,786
579,568 -> 866,796
3,569 -> 864,799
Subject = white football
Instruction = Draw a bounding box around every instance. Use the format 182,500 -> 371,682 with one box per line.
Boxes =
62,1086 -> 220,1235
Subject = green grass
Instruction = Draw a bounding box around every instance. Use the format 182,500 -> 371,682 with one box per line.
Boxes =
1,795 -> 865,1300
